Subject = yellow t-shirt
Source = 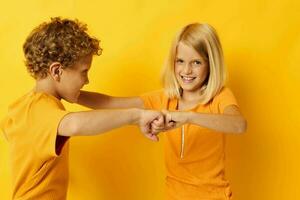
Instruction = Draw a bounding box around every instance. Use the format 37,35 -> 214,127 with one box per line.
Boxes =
141,87 -> 238,200
1,91 -> 70,200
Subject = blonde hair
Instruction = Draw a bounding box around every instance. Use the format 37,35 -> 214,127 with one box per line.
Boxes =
161,23 -> 226,104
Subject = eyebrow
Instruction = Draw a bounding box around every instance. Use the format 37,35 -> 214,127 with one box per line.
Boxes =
176,57 -> 202,61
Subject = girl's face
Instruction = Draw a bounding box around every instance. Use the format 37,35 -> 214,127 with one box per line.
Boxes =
175,42 -> 209,94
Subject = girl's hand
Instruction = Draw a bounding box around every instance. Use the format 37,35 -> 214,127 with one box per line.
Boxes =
162,110 -> 190,130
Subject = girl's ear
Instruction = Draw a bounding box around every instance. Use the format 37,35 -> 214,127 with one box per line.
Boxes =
49,62 -> 63,81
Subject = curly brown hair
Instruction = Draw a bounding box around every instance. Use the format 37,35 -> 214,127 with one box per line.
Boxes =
23,17 -> 102,79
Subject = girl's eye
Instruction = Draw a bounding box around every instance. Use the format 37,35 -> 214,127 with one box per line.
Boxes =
193,60 -> 201,65
176,59 -> 184,63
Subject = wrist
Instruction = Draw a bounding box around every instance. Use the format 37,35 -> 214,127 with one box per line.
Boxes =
186,111 -> 194,124
129,108 -> 142,125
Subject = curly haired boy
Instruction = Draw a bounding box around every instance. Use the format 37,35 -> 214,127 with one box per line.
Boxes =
0,17 -> 165,200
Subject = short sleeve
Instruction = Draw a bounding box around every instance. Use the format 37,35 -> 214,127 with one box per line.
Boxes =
213,87 -> 239,113
140,90 -> 165,110
29,95 -> 70,159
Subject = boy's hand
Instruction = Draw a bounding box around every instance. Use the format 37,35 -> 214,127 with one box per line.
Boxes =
138,110 -> 164,142
150,115 -> 165,133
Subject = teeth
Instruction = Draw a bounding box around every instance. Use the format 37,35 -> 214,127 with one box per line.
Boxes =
181,76 -> 195,81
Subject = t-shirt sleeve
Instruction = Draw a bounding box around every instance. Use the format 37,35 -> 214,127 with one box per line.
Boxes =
29,97 -> 70,159
213,87 -> 239,114
140,90 -> 165,110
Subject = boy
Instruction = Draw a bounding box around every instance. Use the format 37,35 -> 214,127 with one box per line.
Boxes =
0,17 -> 165,199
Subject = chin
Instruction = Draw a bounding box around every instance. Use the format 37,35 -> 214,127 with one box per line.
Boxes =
179,80 -> 204,92
180,84 -> 198,91
182,88 -> 198,93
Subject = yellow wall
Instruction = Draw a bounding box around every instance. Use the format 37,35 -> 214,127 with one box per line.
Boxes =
1,0 -> 299,199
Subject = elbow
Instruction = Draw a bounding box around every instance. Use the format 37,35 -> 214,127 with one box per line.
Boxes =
236,118 -> 247,134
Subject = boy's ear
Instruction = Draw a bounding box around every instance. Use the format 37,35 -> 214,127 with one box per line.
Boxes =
49,62 -> 63,81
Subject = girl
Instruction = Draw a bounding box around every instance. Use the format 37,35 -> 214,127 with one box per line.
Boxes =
77,23 -> 247,199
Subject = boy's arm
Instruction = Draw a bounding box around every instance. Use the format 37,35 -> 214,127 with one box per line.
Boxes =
77,90 -> 144,109
58,108 -> 161,141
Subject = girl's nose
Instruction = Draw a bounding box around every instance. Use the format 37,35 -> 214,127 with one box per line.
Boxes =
183,64 -> 192,74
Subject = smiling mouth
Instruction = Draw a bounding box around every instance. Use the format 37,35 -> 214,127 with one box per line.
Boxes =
180,75 -> 196,83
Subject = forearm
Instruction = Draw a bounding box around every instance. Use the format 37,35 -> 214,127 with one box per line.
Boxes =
59,108 -> 140,136
77,90 -> 144,109
186,112 -> 247,134
77,91 -> 110,109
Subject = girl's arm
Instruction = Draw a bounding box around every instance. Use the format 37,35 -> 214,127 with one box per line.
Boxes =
57,108 -> 162,141
164,105 -> 247,134
77,90 -> 144,109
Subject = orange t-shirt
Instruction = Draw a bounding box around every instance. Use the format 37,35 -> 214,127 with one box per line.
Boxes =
141,87 -> 238,200
1,91 -> 70,200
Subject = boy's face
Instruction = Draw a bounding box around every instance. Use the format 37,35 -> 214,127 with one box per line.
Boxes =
57,54 -> 92,103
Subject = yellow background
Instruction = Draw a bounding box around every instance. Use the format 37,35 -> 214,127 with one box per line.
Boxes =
0,0 -> 299,199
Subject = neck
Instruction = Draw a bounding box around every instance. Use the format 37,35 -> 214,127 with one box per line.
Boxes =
34,77 -> 60,100
181,90 -> 201,102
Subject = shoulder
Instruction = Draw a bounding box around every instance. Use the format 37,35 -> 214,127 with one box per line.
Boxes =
215,87 -> 234,98
140,89 -> 168,109
2,91 -> 68,141
8,91 -> 66,119
211,87 -> 236,102
211,87 -> 238,113
31,92 -> 65,110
